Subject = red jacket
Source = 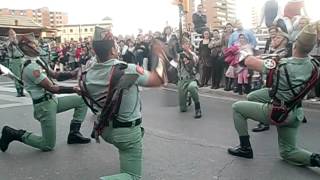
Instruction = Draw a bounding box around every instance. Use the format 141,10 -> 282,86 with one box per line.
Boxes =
223,45 -> 240,66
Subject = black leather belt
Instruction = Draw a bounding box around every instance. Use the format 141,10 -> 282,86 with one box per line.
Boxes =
112,118 -> 142,128
33,94 -> 53,104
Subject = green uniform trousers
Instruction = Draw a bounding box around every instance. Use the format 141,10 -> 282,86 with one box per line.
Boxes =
21,95 -> 88,151
9,58 -> 23,91
178,80 -> 199,112
100,125 -> 143,180
232,88 -> 312,166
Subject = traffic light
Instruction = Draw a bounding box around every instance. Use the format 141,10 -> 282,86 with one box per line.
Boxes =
172,0 -> 190,13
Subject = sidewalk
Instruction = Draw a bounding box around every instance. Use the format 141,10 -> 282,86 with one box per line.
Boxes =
164,83 -> 320,110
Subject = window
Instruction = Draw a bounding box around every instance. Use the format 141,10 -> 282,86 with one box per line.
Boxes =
63,29 -> 66,33
84,28 -> 88,32
90,28 -> 93,32
70,29 -> 73,33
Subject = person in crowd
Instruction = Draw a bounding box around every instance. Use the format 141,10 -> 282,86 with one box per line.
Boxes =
199,30 -> 212,87
235,34 -> 253,95
192,4 -> 207,34
122,39 -> 136,64
209,29 -> 224,89
228,20 -> 257,93
134,34 -> 147,66
222,23 -> 235,91
228,20 -> 257,48
259,0 -> 281,28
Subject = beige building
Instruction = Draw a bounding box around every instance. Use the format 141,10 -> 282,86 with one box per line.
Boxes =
203,0 -> 236,28
58,17 -> 113,42
0,7 -> 68,28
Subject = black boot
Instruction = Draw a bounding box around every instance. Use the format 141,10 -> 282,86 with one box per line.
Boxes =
252,123 -> 270,132
233,80 -> 238,93
16,89 -> 25,97
310,153 -> 320,167
226,78 -> 233,91
224,78 -> 230,91
244,84 -> 251,94
194,102 -> 202,119
187,94 -> 192,106
228,136 -> 253,159
0,126 -> 25,152
238,84 -> 243,95
67,122 -> 91,144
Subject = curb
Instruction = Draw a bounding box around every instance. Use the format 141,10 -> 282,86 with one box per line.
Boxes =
163,84 -> 320,110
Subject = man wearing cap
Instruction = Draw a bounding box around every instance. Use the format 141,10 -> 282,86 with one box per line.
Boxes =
227,24 -> 320,168
252,29 -> 290,132
177,39 -> 202,118
0,34 -> 90,152
81,27 -> 167,179
7,29 -> 25,97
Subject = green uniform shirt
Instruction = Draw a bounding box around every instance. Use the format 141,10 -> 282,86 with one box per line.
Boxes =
178,51 -> 197,80
39,48 -> 50,64
22,57 -> 50,99
7,43 -> 24,59
262,57 -> 316,120
85,59 -> 149,122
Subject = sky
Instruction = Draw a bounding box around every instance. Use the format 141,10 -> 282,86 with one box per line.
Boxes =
1,0 -> 320,35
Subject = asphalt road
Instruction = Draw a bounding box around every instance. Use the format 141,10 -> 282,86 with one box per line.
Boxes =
0,79 -> 319,180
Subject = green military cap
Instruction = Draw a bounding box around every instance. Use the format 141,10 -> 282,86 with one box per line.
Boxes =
295,24 -> 317,53
93,26 -> 113,42
92,26 -> 115,61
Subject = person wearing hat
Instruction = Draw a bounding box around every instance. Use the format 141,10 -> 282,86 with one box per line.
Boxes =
0,34 -> 91,152
177,38 -> 202,118
252,29 -> 290,132
7,29 -> 25,97
80,27 -> 167,180
227,24 -> 320,168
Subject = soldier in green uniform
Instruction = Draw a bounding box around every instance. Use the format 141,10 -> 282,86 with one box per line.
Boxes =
227,24 -> 320,168
177,38 -> 202,118
39,40 -> 51,65
79,27 -> 166,180
252,29 -> 289,132
7,29 -> 25,97
0,34 -> 90,152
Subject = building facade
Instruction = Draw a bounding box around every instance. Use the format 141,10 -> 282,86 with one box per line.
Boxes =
58,17 -> 113,42
203,0 -> 236,28
0,7 -> 68,28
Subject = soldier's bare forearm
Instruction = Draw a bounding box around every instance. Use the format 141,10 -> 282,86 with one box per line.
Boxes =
244,56 -> 264,72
